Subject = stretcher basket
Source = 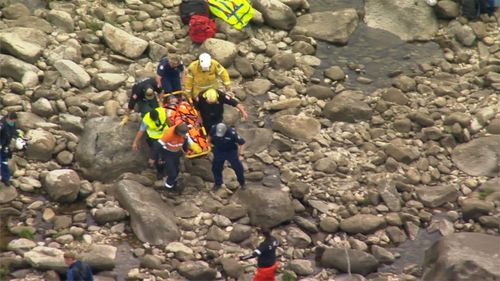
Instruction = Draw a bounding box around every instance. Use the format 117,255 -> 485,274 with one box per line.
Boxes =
161,91 -> 211,158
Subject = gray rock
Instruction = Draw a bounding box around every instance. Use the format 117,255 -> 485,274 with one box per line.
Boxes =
24,246 -> 65,272
43,169 -> 80,203
102,23 -> 148,59
271,52 -> 296,70
2,3 -> 29,19
7,238 -> 36,254
364,0 -> 438,41
271,114 -> 321,142
371,245 -> 395,264
229,224 -> 252,243
323,91 -> 372,122
288,259 -> 314,276
201,39 -> 237,67
392,75 -> 416,92
174,202 -> 200,218
32,98 -> 54,117
140,254 -> 163,269
435,0 -> 460,19
422,233 -> 500,281
449,21 -> 476,47
459,198 -> 495,219
292,41 -> 315,55
221,258 -> 244,279
206,225 -> 228,242
287,226 -> 311,248
93,73 -> 127,91
306,85 -> 335,100
165,242 -> 194,261
75,117 -> 148,181
244,78 -> 273,96
295,10 -> 357,44
237,128 -> 273,155
0,185 -> 18,204
294,216 -> 318,233
320,247 -> 378,275
339,214 -> 386,234
0,33 -> 42,63
377,180 -> 401,212
59,113 -> 84,133
9,16 -> 53,33
386,226 -> 407,244
234,56 -> 255,78
264,98 -> 301,111
381,88 -> 409,105
94,207 -> 127,224
47,10 -> 74,32
416,185 -> 458,208
25,129 -> 56,161
54,59 -> 90,89
319,216 -> 339,233
80,244 -> 116,271
324,66 -> 345,81
313,157 -> 337,174
252,0 -> 296,30
0,54 -> 40,83
452,136 -> 500,177
177,261 -> 217,281
384,143 -> 420,164
234,185 -> 295,228
115,180 -> 180,245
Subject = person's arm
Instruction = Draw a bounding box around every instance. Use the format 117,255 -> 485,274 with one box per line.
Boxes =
238,144 -> 245,160
235,103 -> 248,121
239,243 -> 263,261
132,123 -> 147,150
216,63 -> 231,91
183,66 -> 194,97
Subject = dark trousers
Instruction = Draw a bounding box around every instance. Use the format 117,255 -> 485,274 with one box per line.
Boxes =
161,150 -> 181,187
160,77 -> 182,94
212,149 -> 245,186
0,151 -> 10,184
203,117 -> 222,133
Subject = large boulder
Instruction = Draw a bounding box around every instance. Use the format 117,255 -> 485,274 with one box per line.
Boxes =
102,23 -> 148,59
422,233 -> 500,281
115,180 -> 180,245
80,244 -> 117,271
0,54 -> 40,83
415,185 -> 459,208
25,129 -> 56,161
43,169 -> 80,203
233,185 -> 295,228
8,16 -> 54,33
252,0 -> 296,30
452,136 -> 500,177
364,0 -> 438,41
93,73 -> 127,91
201,39 -> 237,67
0,185 -> 18,204
320,247 -> 379,275
54,59 -> 90,89
244,78 -> 273,96
1,3 -> 30,19
24,246 -> 66,272
75,117 -> 148,181
0,32 -> 42,63
323,91 -> 372,122
293,9 -> 359,45
237,128 -> 273,155
339,214 -> 386,234
271,115 -> 321,142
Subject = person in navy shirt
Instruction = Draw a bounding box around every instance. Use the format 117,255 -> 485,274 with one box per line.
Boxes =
209,123 -> 245,190
64,252 -> 93,281
156,54 -> 184,95
239,228 -> 280,281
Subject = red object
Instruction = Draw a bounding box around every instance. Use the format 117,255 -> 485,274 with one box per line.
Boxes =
188,15 -> 216,44
179,0 -> 210,25
253,262 -> 278,281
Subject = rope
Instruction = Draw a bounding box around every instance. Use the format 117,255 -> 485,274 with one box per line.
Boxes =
343,233 -> 351,277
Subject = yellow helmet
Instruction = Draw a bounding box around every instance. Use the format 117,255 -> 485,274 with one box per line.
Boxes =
204,88 -> 218,103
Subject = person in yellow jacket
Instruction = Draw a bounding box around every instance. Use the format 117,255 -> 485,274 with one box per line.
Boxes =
184,53 -> 231,99
131,107 -> 169,151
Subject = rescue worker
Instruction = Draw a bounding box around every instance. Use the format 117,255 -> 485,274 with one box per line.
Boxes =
131,107 -> 169,151
150,122 -> 193,190
0,112 -> 19,184
194,88 -> 248,132
64,252 -> 94,281
121,77 -> 162,126
184,53 -> 231,99
156,54 -> 184,96
239,228 -> 280,281
209,123 -> 245,190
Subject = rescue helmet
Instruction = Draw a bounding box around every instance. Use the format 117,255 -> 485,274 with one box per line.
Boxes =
215,123 -> 227,137
15,137 -> 26,151
199,53 -> 211,71
144,87 -> 155,100
175,122 -> 189,135
204,88 -> 218,103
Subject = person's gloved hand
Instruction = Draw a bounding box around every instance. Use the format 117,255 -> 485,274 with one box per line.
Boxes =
189,142 -> 202,154
119,115 -> 129,127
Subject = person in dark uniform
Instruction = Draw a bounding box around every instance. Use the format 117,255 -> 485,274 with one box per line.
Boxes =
64,252 -> 94,281
209,123 -> 245,190
0,112 -> 19,184
156,54 -> 184,95
123,77 -> 162,123
194,88 -> 248,133
239,228 -> 280,281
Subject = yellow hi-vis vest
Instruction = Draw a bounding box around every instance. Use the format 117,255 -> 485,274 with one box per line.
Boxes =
143,108 -> 168,139
207,0 -> 254,30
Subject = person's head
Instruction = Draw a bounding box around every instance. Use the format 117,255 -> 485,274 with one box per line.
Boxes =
175,122 -> 188,136
63,252 -> 76,266
165,94 -> 179,105
261,228 -> 272,239
144,86 -> 155,100
199,53 -> 212,71
168,54 -> 181,68
6,112 -> 17,126
149,109 -> 160,126
215,123 -> 227,137
203,88 -> 218,104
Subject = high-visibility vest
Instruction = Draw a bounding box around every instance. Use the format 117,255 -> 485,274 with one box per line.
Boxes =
207,0 -> 254,30
159,125 -> 185,152
143,108 -> 168,139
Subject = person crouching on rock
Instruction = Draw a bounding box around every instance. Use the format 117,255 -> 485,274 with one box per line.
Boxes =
63,252 -> 94,281
239,228 -> 280,281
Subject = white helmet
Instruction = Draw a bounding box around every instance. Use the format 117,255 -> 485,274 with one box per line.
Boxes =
199,53 -> 211,71
15,138 -> 26,150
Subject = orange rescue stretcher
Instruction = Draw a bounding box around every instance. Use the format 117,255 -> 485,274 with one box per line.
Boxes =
160,91 -> 211,158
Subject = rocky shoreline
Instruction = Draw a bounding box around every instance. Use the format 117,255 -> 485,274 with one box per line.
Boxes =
0,0 -> 499,280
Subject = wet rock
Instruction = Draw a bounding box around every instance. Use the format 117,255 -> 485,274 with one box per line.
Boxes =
422,233 -> 500,281
364,0 -> 438,41
288,259 -> 314,276
244,78 -> 273,96
0,54 -> 40,83
2,3 -> 30,19
324,66 -> 345,81
115,180 -> 180,245
0,32 -> 42,63
43,169 -> 80,203
177,261 -> 217,281
75,117 -> 148,181
94,207 -> 127,224
234,185 -> 295,228
320,247 -> 379,275
24,246 -> 65,272
435,1 -> 460,19
93,73 -> 127,91
451,136 -> 500,177
323,91 -> 372,122
306,85 -> 335,100
371,245 -> 395,264
415,185 -> 458,208
271,114 -> 321,142
25,128 -> 56,161
252,0 -> 296,30
102,23 -> 148,59
201,38 -> 237,67
54,59 -> 90,89
459,198 -> 495,220
294,9 -> 358,45
0,185 -> 18,204
339,214 -> 386,234
7,238 -> 36,254
47,10 -> 74,32
80,244 -> 117,271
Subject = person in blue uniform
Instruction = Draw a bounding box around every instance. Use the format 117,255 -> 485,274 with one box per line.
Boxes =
156,54 -> 184,95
